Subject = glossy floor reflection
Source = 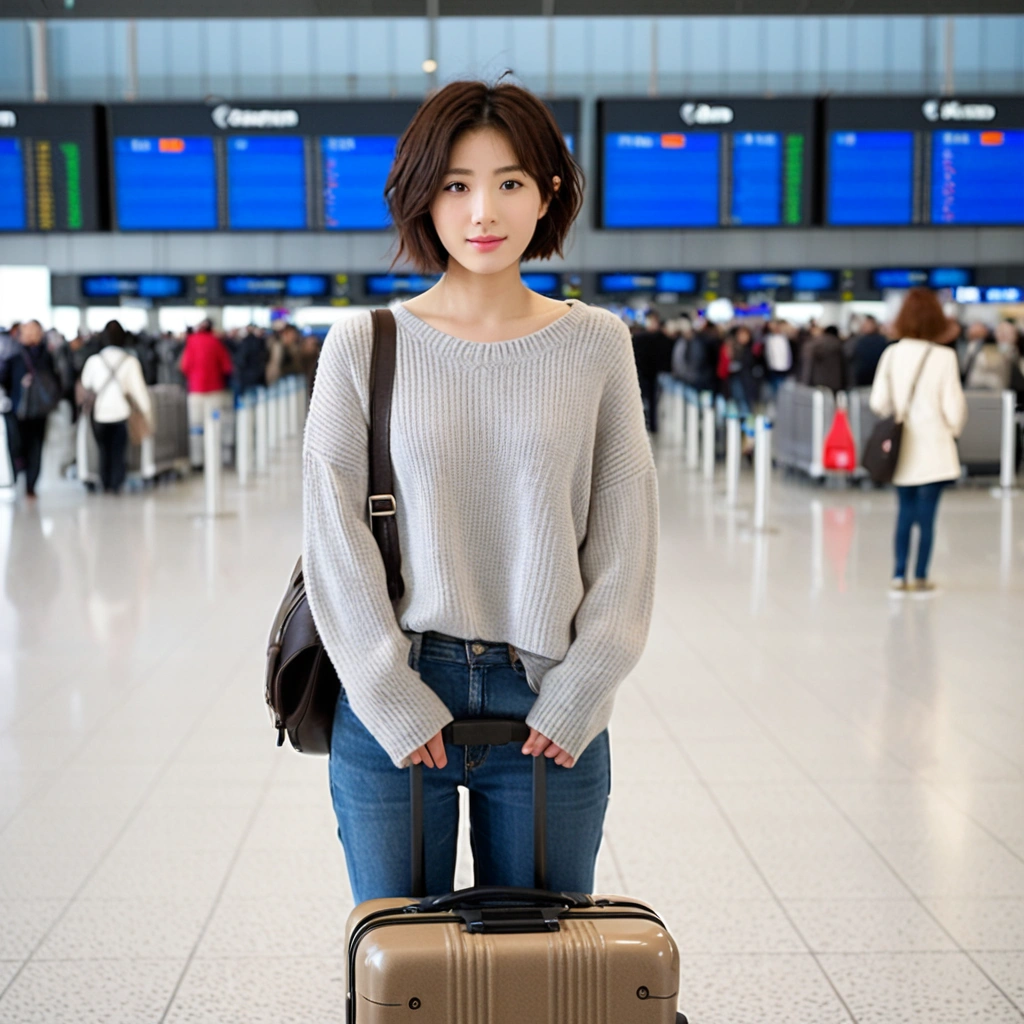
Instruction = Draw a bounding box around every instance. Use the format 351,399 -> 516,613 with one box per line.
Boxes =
0,436 -> 1022,1023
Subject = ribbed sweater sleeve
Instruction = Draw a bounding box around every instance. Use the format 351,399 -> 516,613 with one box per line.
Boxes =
302,319 -> 454,769
524,320 -> 659,760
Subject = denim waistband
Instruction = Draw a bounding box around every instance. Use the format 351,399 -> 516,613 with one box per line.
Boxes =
418,630 -> 518,667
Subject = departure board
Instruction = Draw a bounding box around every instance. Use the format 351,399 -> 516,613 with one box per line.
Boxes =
227,136 -> 307,229
108,99 -> 579,233
114,137 -> 218,230
598,98 -> 814,229
931,130 -> 1024,225
828,132 -> 915,225
322,135 -> 398,230
0,104 -> 104,232
824,96 -> 1024,226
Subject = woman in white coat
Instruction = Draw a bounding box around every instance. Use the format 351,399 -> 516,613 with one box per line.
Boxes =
80,320 -> 153,494
870,289 -> 967,593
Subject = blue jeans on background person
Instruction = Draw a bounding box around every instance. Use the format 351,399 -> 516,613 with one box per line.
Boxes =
328,631 -> 612,906
894,481 -> 947,581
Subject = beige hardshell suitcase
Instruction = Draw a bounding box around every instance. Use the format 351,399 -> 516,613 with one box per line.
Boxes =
342,720 -> 686,1024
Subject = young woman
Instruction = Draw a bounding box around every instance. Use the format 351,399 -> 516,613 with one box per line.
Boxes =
870,288 -> 967,594
79,320 -> 153,495
302,78 -> 659,904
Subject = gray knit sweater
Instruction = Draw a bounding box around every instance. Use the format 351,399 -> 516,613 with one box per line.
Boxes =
302,298 -> 659,769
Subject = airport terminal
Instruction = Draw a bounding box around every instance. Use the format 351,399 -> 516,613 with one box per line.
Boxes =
1,3 -> 1023,1021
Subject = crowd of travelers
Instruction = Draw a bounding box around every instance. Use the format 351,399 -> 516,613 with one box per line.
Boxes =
629,308 -> 1024,435
0,317 -> 323,498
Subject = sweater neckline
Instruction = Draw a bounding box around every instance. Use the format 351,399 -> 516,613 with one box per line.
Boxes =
391,297 -> 587,362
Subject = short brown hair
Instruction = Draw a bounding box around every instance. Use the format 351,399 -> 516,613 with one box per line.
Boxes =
384,78 -> 584,273
892,287 -> 949,343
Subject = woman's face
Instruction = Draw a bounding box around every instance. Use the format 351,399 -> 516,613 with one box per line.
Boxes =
429,127 -> 560,276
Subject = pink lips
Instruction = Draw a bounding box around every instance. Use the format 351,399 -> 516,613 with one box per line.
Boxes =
468,236 -> 505,251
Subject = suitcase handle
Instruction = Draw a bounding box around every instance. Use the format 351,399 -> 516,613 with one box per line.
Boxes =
416,886 -> 594,913
411,718 -> 548,897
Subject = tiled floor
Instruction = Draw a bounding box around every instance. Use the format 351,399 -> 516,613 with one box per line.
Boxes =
1,429 -> 1022,1023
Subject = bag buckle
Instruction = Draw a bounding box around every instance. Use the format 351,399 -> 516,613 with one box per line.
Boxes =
368,494 -> 397,518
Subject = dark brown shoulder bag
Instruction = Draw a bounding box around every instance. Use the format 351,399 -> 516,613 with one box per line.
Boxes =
265,308 -> 405,754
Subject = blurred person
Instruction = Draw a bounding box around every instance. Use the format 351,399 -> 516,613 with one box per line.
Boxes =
799,324 -> 850,394
79,320 -> 153,495
234,324 -> 269,395
960,321 -> 1010,390
267,323 -> 301,386
0,320 -> 59,499
870,289 -> 967,594
849,314 -> 892,387
670,314 -> 694,381
763,318 -> 794,394
0,322 -> 21,476
297,331 -> 322,399
718,324 -> 760,417
180,318 -> 233,470
631,310 -> 674,433
682,319 -> 722,394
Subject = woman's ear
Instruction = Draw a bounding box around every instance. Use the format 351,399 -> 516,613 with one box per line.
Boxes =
539,175 -> 562,219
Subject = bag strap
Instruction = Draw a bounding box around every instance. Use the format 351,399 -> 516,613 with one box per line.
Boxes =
367,308 -> 404,602
897,345 -> 933,424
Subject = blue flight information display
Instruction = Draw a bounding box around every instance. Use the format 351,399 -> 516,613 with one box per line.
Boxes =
827,131 -> 915,225
599,98 -> 813,229
931,130 -> 1024,225
732,133 -> 782,226
322,136 -> 397,230
599,272 -> 699,294
114,136 -> 218,230
824,97 -> 1024,227
81,275 -> 186,299
107,101 -> 578,233
227,136 -> 307,230
0,138 -> 26,230
603,132 -> 719,227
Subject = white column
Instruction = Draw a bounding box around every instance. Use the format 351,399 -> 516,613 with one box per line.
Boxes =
255,387 -> 269,474
725,414 -> 741,507
685,391 -> 700,469
0,414 -> 14,490
753,415 -> 773,532
998,390 -> 1018,493
702,398 -> 716,481
236,395 -> 251,487
204,409 -> 223,517
267,382 -> 279,450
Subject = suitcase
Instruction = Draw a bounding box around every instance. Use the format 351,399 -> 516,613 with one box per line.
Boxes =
344,719 -> 687,1024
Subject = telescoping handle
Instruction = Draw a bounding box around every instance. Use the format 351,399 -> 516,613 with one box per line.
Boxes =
410,719 -> 547,898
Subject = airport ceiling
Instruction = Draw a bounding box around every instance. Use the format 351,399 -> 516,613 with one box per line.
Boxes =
2,0 -> 1021,16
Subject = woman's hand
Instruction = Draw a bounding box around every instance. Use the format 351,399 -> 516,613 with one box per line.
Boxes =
522,728 -> 576,768
409,730 -> 448,770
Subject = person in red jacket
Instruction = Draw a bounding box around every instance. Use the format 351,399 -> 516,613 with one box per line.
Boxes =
180,320 -> 233,469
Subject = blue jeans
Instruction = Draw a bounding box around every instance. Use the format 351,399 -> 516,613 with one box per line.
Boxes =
894,482 -> 946,580
328,631 -> 612,905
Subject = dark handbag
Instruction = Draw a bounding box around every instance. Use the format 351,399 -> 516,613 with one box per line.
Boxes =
862,346 -> 931,485
265,308 -> 404,754
16,348 -> 61,421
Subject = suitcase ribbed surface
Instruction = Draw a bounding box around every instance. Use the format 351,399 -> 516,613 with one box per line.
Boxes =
441,919 -> 609,1023
346,897 -> 679,1024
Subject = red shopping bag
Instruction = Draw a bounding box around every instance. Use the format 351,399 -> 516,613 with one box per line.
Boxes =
823,407 -> 857,472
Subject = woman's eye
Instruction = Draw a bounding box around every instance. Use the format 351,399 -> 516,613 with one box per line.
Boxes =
443,182 -> 467,193
442,180 -> 523,193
